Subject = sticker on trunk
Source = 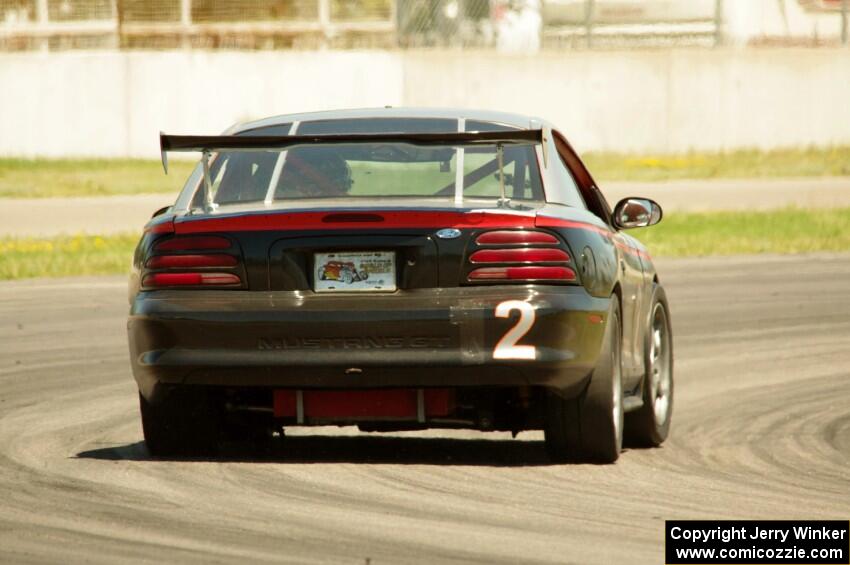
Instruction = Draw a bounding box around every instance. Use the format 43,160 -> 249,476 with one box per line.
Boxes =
314,251 -> 396,292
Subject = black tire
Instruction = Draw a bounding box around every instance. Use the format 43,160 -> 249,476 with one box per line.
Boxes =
625,284 -> 674,447
545,297 -> 624,463
139,389 -> 220,457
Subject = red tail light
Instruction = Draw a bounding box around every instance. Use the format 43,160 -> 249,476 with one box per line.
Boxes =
466,230 -> 576,284
468,266 -> 576,281
146,254 -> 238,269
143,235 -> 243,289
476,231 -> 558,245
155,236 -> 231,251
143,273 -> 241,287
469,248 -> 569,264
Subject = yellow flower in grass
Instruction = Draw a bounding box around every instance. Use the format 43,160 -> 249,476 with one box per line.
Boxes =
639,157 -> 662,168
61,237 -> 81,253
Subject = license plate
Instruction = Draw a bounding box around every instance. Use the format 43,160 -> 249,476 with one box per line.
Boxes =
314,251 -> 396,293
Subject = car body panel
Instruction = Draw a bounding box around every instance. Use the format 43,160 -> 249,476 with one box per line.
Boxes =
129,284 -> 609,403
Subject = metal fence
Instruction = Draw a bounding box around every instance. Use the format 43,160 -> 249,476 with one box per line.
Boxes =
542,0 -> 722,48
1,0 -> 848,51
397,0 -> 492,48
398,0 -> 722,48
0,0 -> 395,49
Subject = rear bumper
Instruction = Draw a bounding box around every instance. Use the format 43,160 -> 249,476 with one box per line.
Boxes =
128,285 -> 610,401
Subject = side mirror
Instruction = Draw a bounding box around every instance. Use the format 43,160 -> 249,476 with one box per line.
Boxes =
612,197 -> 662,229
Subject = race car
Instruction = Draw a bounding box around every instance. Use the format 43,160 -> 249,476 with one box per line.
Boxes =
128,108 -> 673,463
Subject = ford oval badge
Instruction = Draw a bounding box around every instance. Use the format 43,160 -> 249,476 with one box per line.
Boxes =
436,228 -> 462,239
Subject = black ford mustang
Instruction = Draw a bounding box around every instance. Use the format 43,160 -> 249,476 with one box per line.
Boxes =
128,108 -> 673,463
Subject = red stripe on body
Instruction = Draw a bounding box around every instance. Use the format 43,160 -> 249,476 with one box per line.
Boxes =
537,216 -> 652,261
174,210 -> 536,234
535,215 -> 612,237
145,219 -> 175,234
168,210 -> 651,260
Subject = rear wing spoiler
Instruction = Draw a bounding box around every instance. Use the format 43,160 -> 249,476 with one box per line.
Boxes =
158,129 -> 544,174
159,128 -> 546,211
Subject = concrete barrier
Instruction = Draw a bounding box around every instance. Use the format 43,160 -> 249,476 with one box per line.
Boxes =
1,48 -> 848,157
0,50 -> 404,158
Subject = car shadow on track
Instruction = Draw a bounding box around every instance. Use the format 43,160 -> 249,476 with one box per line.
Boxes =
75,435 -> 557,466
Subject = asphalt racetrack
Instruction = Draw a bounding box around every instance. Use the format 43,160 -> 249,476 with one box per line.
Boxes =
0,254 -> 848,564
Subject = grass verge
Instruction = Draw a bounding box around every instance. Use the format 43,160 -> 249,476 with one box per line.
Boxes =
630,208 -> 850,257
583,146 -> 850,182
0,159 -> 195,198
1,208 -> 849,280
0,234 -> 138,280
2,145 -> 850,198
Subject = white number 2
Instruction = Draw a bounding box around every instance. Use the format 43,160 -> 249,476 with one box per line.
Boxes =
493,300 -> 536,360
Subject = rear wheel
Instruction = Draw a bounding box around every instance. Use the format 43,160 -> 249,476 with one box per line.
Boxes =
139,389 -> 220,457
545,298 -> 624,463
625,284 -> 674,447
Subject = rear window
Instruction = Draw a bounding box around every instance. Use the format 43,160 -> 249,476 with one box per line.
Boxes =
189,119 -> 544,209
